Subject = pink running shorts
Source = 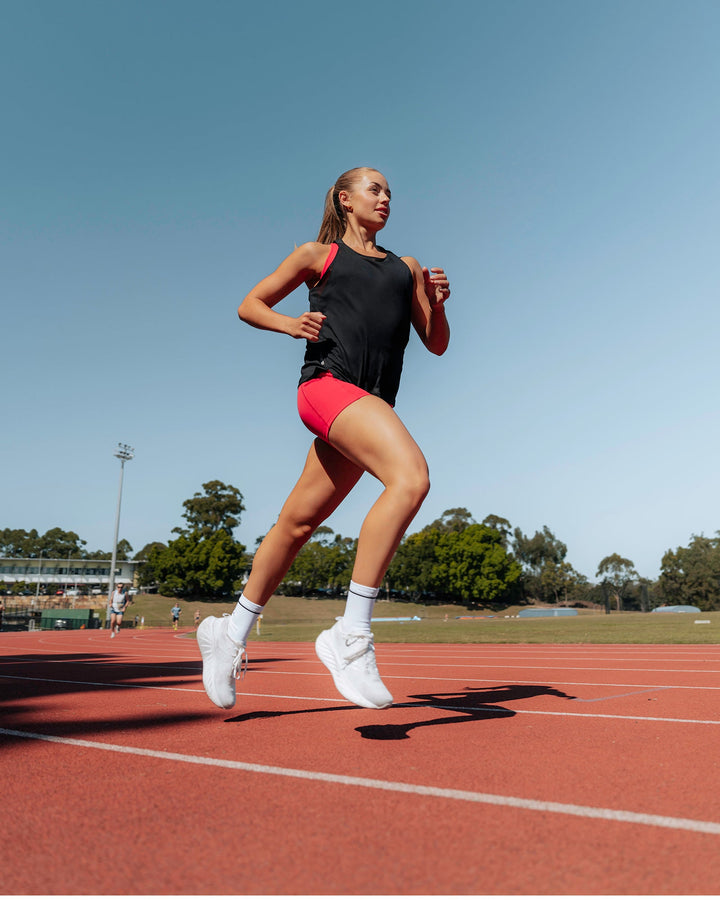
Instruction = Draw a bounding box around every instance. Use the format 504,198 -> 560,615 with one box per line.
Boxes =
297,372 -> 370,441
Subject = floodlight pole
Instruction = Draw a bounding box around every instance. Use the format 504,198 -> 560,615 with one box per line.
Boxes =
106,443 -> 134,627
34,551 -> 43,607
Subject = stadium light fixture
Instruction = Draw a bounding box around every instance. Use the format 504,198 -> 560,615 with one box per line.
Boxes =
106,443 -> 134,627
34,550 -> 43,606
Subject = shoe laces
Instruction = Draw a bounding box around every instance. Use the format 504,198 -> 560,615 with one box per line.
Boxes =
341,630 -> 374,665
222,613 -> 248,680
232,645 -> 248,680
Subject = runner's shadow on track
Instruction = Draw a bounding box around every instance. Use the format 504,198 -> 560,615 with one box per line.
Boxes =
356,684 -> 576,741
226,684 -> 576,741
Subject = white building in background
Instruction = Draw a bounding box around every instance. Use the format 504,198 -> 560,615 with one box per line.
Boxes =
0,557 -> 141,592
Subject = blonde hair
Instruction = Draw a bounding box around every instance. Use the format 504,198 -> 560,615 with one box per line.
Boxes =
316,167 -> 378,243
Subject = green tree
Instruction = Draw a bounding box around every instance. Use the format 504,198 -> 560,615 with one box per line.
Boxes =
387,530 -> 442,600
282,531 -> 356,595
174,480 -> 245,538
134,541 -> 167,560
433,524 -> 522,607
0,528 -> 39,556
635,577 -> 654,612
331,535 -> 357,587
659,534 -> 720,611
85,538 -> 133,561
389,515 -> 520,606
38,528 -> 87,559
540,559 -> 587,605
513,525 -> 567,571
513,525 -> 571,603
1,527 -> 90,559
118,538 -> 134,560
596,554 -> 638,612
149,530 -> 247,599
424,507 -> 476,534
133,541 -> 168,587
481,514 -> 513,548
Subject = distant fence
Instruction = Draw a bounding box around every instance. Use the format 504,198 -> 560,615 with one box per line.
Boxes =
1,605 -> 102,631
40,609 -> 101,630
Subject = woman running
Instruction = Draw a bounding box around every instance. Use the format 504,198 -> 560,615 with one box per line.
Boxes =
198,166 -> 451,710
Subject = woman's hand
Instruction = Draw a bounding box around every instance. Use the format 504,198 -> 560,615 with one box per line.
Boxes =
423,267 -> 451,309
288,311 -> 326,341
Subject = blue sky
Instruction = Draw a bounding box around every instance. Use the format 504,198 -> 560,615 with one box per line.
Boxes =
3,0 -> 719,581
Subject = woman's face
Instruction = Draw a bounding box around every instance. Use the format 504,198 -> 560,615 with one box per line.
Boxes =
342,170 -> 391,229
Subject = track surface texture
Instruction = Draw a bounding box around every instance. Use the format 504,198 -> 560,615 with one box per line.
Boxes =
2,628 -> 720,894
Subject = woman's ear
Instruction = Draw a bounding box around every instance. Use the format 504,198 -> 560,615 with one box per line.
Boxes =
337,189 -> 352,213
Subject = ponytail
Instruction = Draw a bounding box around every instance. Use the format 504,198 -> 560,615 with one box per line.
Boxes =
316,166 -> 375,243
316,185 -> 346,243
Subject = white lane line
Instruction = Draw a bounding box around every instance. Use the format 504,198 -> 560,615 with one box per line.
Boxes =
380,648 -> 720,655
2,727 -> 719,836
0,674 -> 343,704
7,658 -> 718,693
0,673 -> 203,693
385,672 -> 720,691
0,657 -> 200,671
382,649 -> 720,658
2,674 -> 719,725
381,661 -> 720,674
414,703 -> 720,726
121,656 -> 718,690
572,687 -> 673,702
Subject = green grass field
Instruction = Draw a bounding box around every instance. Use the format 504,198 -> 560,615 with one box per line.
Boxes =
121,594 -> 720,644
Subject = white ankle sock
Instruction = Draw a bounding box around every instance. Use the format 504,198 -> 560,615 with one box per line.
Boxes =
228,594 -> 263,644
342,580 -> 379,635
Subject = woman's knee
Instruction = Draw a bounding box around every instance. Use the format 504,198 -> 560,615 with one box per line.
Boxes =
392,462 -> 430,511
412,468 -> 431,506
275,513 -> 320,547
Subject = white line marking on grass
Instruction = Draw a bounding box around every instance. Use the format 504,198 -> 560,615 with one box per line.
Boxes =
2,726 -> 720,836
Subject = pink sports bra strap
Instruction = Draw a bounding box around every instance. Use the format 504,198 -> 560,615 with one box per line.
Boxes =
320,242 -> 339,279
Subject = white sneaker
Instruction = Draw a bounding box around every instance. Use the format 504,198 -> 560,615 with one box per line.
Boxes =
197,616 -> 247,709
315,618 -> 393,709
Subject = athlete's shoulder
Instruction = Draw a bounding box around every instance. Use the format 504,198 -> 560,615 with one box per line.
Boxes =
293,241 -> 335,264
399,255 -> 423,276
288,241 -> 335,277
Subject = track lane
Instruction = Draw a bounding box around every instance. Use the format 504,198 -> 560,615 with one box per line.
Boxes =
2,629 -> 720,894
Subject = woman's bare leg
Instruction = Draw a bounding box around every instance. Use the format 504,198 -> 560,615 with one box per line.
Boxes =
239,394 -> 429,604
242,438 -> 363,606
310,395 -> 427,709
326,394 -> 430,587
200,397 -> 426,710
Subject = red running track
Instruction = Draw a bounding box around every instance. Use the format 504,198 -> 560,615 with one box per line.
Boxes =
2,627 -> 720,894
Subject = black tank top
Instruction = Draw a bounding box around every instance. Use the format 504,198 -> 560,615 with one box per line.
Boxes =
299,240 -> 413,405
